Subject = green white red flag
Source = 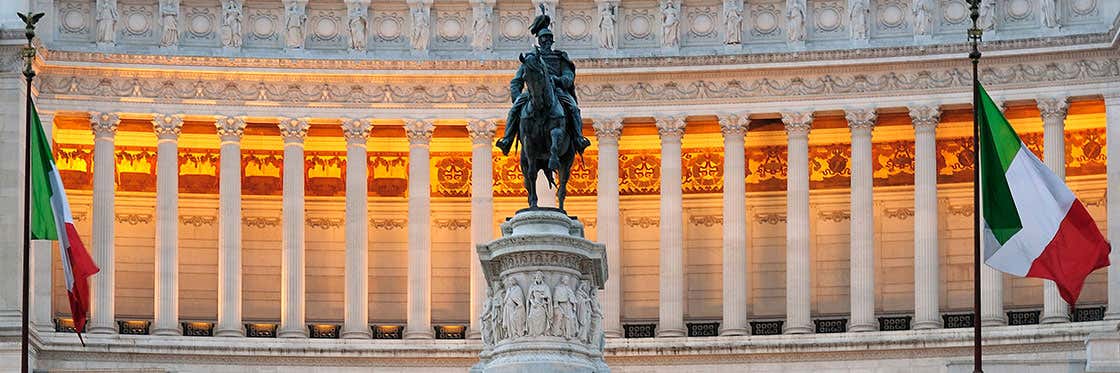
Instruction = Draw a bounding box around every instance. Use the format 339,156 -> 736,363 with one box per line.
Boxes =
978,83 -> 1110,305
28,101 -> 99,336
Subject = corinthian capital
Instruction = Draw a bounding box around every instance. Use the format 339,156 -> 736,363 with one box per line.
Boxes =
844,108 -> 877,132
908,104 -> 941,131
717,112 -> 750,137
278,117 -> 311,142
341,118 -> 373,143
404,118 -> 435,145
215,115 -> 247,141
1036,95 -> 1070,122
781,111 -> 812,137
152,114 -> 184,140
654,115 -> 686,139
466,118 -> 497,145
592,116 -> 624,141
90,112 -> 120,139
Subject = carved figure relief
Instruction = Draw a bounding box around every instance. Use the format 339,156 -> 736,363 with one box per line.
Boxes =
502,276 -> 527,338
481,280 -> 498,345
978,0 -> 995,31
527,271 -> 553,336
551,275 -> 578,339
284,0 -> 308,49
597,1 -> 617,49
1040,0 -> 1059,29
849,0 -> 869,40
786,0 -> 805,43
913,0 -> 932,36
220,0 -> 243,48
96,0 -> 119,45
723,0 -> 743,45
576,280 -> 593,343
471,1 -> 494,52
490,280 -> 505,342
346,0 -> 369,51
410,4 -> 431,51
588,285 -> 604,350
660,0 -> 680,48
159,0 -> 180,47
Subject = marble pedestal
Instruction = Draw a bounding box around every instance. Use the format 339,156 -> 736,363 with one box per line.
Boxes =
473,208 -> 609,373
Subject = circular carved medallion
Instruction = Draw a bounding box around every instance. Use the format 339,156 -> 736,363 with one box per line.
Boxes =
565,17 -> 589,39
503,18 -> 526,39
816,7 -> 840,31
944,2 -> 968,23
315,18 -> 337,39
691,13 -> 714,35
1007,0 -> 1032,19
1072,0 -> 1097,15
380,18 -> 401,39
62,10 -> 85,32
126,13 -> 148,34
252,17 -> 273,38
628,15 -> 650,38
879,4 -> 904,28
440,18 -> 464,39
189,14 -> 211,35
754,11 -> 777,34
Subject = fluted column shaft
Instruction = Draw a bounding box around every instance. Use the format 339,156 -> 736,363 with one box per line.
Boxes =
782,112 -> 813,334
88,112 -> 119,334
31,112 -> 56,332
152,114 -> 184,336
405,119 -> 435,339
910,105 -> 941,330
656,116 -> 686,338
846,109 -> 876,332
1038,96 -> 1072,324
215,116 -> 246,337
278,118 -> 310,338
593,117 -> 624,338
467,119 -> 496,339
719,113 -> 749,336
1104,93 -> 1120,320
343,118 -> 373,339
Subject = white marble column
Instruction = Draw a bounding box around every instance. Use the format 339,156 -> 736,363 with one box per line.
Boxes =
1106,93 -> 1120,320
88,112 -> 119,334
342,118 -> 373,339
846,108 -> 877,332
593,116 -> 624,338
909,105 -> 942,330
215,116 -> 246,337
278,117 -> 310,338
782,111 -> 813,334
718,113 -> 749,336
152,114 -> 184,336
405,119 -> 435,339
31,111 -> 56,332
467,118 -> 496,340
656,115 -> 686,338
1037,96 -> 1072,324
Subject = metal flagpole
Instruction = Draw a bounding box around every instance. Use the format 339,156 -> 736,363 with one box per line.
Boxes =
967,1 -> 983,372
18,11 -> 44,373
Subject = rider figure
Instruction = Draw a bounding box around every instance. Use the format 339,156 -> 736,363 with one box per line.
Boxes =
495,11 -> 592,157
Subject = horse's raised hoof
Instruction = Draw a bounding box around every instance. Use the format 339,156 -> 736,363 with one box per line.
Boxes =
549,155 -> 561,171
495,138 -> 513,156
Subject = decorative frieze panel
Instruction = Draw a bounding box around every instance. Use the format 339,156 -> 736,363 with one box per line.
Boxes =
620,3 -> 657,47
748,1 -> 784,40
57,1 -> 95,42
306,3 -> 346,49
245,2 -> 283,47
808,0 -> 846,40
180,3 -> 218,46
118,1 -> 157,43
1000,0 -> 1039,29
431,6 -> 469,49
495,5 -> 531,48
369,7 -> 407,48
871,0 -> 911,37
681,2 -> 720,45
557,6 -> 595,47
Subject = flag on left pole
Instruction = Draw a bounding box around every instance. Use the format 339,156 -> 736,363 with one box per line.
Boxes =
28,101 -> 99,335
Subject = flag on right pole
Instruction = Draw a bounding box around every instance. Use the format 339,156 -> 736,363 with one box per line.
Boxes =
978,82 -> 1111,305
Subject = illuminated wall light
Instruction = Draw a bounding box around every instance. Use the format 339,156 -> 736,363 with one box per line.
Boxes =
308,324 -> 340,339
118,320 -> 151,335
372,325 -> 403,339
53,317 -> 79,333
434,325 -> 466,340
245,323 -> 278,338
182,321 -> 214,337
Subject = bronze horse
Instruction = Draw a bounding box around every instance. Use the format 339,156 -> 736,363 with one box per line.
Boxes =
516,51 -> 575,210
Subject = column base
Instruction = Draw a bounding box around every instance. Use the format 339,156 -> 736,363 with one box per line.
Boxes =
911,319 -> 942,330
467,329 -> 482,340
87,323 -> 118,335
1104,311 -> 1120,320
214,327 -> 245,337
656,328 -> 686,338
847,322 -> 876,332
783,323 -> 813,334
1040,315 -> 1071,324
981,316 -> 1008,327
278,329 -> 308,338
603,329 -> 622,339
718,327 -> 748,336
404,329 -> 434,339
151,326 -> 182,336
341,329 -> 372,339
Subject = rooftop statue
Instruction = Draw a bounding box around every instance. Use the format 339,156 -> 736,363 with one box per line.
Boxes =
495,5 -> 592,211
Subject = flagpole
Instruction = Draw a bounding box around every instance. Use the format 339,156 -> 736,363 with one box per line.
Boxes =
967,1 -> 983,372
19,11 -> 43,373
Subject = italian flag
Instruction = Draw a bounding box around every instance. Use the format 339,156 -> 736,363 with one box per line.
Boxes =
29,102 -> 99,335
979,83 -> 1110,305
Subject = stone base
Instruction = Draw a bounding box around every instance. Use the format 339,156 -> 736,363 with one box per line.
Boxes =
1087,331 -> 1120,372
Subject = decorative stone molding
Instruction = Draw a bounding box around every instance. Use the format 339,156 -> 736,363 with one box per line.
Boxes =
180,215 -> 216,227
404,119 -> 435,144
306,217 -> 344,230
946,202 -> 974,217
278,117 -> 310,142
882,207 -> 914,220
688,215 -> 723,227
370,218 -> 407,230
243,216 -> 281,228
624,216 -> 659,228
781,111 -> 812,136
754,213 -> 787,225
655,115 -> 686,139
1036,95 -> 1070,122
90,112 -> 120,139
592,117 -> 624,141
818,209 -> 850,223
341,118 -> 373,143
116,213 -> 153,225
717,112 -> 749,137
466,119 -> 498,145
844,108 -> 877,131
215,116 -> 247,141
152,114 -> 184,140
908,105 -> 941,130
434,218 -> 470,231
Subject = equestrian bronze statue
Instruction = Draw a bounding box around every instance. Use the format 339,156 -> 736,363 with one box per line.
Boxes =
495,7 -> 592,211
